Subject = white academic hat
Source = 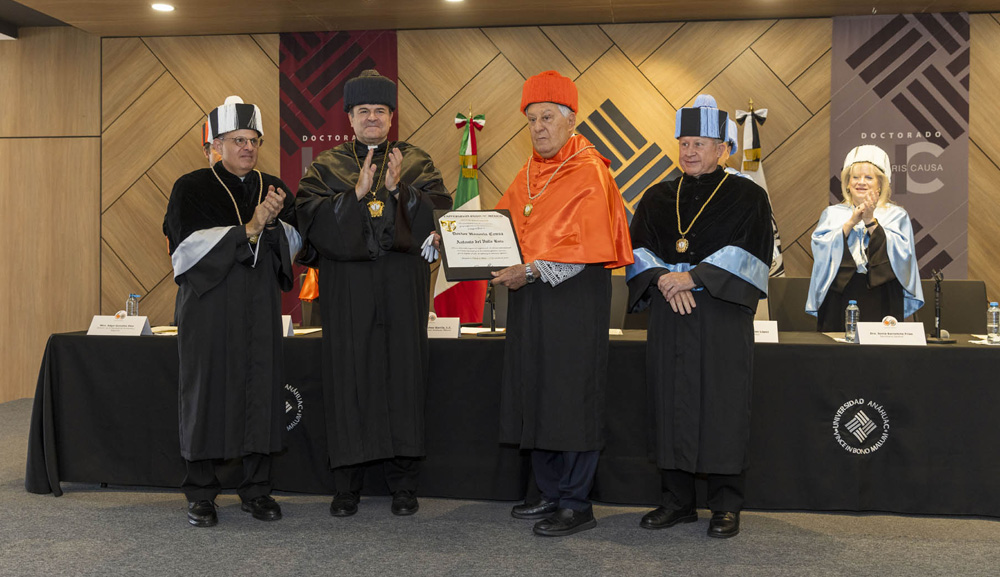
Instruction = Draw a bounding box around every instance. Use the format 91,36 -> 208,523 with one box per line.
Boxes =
208,95 -> 263,139
843,145 -> 891,184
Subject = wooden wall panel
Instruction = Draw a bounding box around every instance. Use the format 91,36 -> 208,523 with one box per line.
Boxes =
751,19 -> 831,85
101,74 -> 204,209
252,34 -> 280,67
641,20 -> 775,108
101,240 -> 142,316
102,176 -> 172,292
0,138 -> 100,403
101,38 -> 164,132
540,25 -> 613,73
696,51 -> 812,147
789,51 -> 832,114
479,126 -> 533,199
398,29 -> 499,115
398,80 -> 431,141
143,35 -> 281,176
764,106 -> 832,251
408,57 -> 529,194
969,14 -> 1000,301
600,22 -> 681,67
483,27 -> 578,80
0,27 -> 100,137
140,277 -> 179,327
147,122 -> 212,198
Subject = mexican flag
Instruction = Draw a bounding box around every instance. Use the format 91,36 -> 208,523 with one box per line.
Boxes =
433,112 -> 488,323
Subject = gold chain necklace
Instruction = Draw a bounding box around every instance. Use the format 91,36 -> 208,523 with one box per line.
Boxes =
211,166 -> 264,243
523,145 -> 595,217
674,172 -> 728,253
351,141 -> 393,218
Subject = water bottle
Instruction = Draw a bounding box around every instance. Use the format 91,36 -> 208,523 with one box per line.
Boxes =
125,293 -> 140,317
988,302 -> 1000,344
845,300 -> 860,343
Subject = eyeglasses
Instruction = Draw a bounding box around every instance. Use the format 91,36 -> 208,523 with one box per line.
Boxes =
220,136 -> 263,148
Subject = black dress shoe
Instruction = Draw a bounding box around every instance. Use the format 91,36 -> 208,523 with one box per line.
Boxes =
640,506 -> 697,530
391,490 -> 419,516
330,492 -> 360,517
532,507 -> 596,537
187,500 -> 217,527
241,495 -> 282,521
511,498 -> 558,520
708,511 -> 740,538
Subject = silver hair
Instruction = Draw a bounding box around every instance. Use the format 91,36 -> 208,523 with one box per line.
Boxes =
556,104 -> 572,118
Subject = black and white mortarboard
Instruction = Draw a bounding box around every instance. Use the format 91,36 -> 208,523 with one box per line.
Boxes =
208,95 -> 263,139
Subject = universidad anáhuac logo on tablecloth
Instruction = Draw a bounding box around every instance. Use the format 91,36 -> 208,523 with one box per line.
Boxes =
832,398 -> 890,455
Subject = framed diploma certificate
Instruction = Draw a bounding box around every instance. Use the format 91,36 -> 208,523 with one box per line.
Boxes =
434,209 -> 523,281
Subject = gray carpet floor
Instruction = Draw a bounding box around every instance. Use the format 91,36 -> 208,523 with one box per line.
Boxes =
2,397 -> 999,576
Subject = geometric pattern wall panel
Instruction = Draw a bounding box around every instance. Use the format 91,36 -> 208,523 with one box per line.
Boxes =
1,137 -> 100,402
574,47 -> 684,217
697,51 -> 813,150
764,106 -> 833,254
641,20 -> 775,108
969,15 -> 1000,165
101,38 -> 165,132
540,25 -> 613,73
398,29 -> 499,114
780,241 -> 817,278
101,74 -> 204,209
790,50 -> 833,114
253,34 -> 280,67
600,22 -> 682,67
479,126 -> 535,203
408,56 -> 528,194
143,35 -> 281,175
398,80 -> 432,141
138,274 -> 179,327
483,27 -> 578,80
968,142 -> 1000,299
101,175 -> 172,292
752,19 -> 832,85
147,122 -> 216,199
101,239 -> 143,317
0,27 -> 100,138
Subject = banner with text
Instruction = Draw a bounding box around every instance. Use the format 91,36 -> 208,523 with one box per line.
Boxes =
831,13 -> 969,279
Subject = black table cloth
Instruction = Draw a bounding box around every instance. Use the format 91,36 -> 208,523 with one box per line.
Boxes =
25,331 -> 1000,516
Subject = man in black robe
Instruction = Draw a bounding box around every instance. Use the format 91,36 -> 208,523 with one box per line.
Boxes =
164,96 -> 300,527
295,70 -> 451,517
626,95 -> 773,539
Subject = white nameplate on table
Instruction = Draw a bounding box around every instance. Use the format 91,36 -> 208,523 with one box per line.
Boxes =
427,316 -> 461,339
753,320 -> 779,343
282,315 -> 294,337
87,315 -> 152,336
857,322 -> 926,346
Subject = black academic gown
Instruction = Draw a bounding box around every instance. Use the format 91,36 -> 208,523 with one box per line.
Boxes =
628,167 -> 773,474
295,140 -> 452,469
816,226 -> 905,331
164,164 -> 297,461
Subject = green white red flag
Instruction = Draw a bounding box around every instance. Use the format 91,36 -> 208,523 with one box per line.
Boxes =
433,112 -> 488,322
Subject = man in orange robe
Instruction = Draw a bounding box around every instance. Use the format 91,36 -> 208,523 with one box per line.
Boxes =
492,70 -> 633,537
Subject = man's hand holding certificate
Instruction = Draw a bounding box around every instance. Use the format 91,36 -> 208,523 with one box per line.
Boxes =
434,209 -> 522,281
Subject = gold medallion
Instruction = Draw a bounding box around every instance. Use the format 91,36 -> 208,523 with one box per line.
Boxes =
367,199 -> 384,218
523,203 -> 533,217
675,237 -> 689,253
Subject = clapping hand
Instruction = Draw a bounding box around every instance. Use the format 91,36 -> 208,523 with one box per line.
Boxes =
385,148 -> 403,193
355,148 -> 376,200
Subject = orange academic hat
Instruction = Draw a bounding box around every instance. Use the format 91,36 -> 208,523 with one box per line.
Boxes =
201,119 -> 211,146
520,70 -> 578,114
